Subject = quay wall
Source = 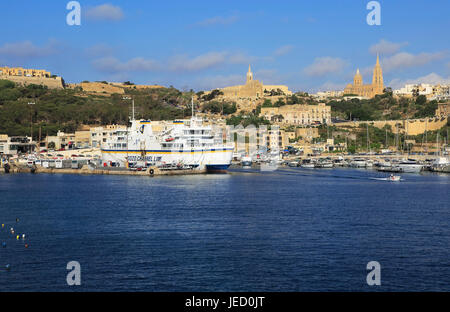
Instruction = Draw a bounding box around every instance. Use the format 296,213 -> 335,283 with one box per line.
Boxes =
0,165 -> 207,176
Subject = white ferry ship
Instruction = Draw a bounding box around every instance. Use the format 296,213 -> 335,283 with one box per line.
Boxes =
101,113 -> 234,172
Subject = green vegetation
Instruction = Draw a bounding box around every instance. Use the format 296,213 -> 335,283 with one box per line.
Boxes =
226,112 -> 271,128
201,101 -> 237,115
200,89 -> 223,101
0,80 -> 192,138
327,92 -> 439,121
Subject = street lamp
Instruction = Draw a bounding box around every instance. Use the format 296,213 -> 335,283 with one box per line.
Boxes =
28,101 -> 36,154
122,96 -> 134,121
28,101 -> 35,139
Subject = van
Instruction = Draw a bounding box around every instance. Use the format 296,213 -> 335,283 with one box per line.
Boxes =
55,159 -> 63,169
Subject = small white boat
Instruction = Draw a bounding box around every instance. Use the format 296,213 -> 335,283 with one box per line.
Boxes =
388,174 -> 401,182
300,159 -> 315,168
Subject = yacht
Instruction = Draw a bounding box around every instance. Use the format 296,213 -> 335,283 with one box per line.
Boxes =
394,160 -> 423,173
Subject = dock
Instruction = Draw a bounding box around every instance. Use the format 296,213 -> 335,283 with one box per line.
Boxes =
0,165 -> 207,176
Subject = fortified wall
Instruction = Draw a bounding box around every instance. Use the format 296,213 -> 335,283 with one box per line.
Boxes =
78,82 -> 125,94
333,117 -> 448,136
0,75 -> 64,89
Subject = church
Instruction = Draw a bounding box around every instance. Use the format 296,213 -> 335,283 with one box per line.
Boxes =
343,55 -> 384,98
219,65 -> 292,98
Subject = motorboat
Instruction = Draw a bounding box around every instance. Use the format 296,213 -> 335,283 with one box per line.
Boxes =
394,160 -> 423,173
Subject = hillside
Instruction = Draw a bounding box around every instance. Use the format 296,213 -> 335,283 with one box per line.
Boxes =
0,79 -> 193,138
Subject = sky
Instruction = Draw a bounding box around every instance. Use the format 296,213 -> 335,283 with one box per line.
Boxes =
0,0 -> 449,92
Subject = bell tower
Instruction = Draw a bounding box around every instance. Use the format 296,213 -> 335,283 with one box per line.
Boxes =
246,64 -> 253,83
372,53 -> 384,91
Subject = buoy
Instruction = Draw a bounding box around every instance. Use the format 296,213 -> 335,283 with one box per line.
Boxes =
2,242 -> 6,248
5,264 -> 10,271
16,235 -> 19,240
1,224 -> 4,228
22,234 -> 26,239
25,244 -> 28,248
16,218 -> 19,222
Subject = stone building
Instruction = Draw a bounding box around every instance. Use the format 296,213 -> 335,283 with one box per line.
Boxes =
0,66 -> 51,78
219,65 -> 292,98
343,55 -> 384,98
260,103 -> 331,125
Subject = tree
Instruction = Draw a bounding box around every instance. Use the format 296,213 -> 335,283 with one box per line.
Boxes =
415,95 -> 427,106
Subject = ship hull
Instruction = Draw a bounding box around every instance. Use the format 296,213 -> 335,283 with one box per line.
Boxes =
101,148 -> 233,171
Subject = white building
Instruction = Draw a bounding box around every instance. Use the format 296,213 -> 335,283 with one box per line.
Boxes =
0,135 -> 36,155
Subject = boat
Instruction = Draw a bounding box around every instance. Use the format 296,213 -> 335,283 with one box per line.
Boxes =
394,160 -> 423,173
241,156 -> 252,168
288,160 -> 299,167
101,99 -> 234,172
431,157 -> 450,173
315,159 -> 333,168
388,174 -> 401,182
372,174 -> 401,181
300,159 -> 315,168
350,158 -> 366,168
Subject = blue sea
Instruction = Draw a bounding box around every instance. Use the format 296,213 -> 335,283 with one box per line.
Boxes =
0,168 -> 449,291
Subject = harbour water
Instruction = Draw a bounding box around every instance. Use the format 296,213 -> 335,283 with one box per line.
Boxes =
0,168 -> 449,291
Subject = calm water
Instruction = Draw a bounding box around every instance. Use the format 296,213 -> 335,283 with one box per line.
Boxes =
0,168 -> 449,291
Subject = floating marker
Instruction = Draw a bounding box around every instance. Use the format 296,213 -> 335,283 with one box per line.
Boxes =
25,244 -> 29,248
16,218 -> 19,223
1,224 -> 4,228
2,242 -> 6,248
22,234 -> 26,239
5,264 -> 10,271
16,235 -> 19,240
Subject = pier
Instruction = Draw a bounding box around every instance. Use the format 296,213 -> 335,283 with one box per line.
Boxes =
0,164 -> 207,176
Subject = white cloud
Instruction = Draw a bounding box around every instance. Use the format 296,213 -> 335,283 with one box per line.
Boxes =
273,45 -> 294,57
382,51 -> 447,73
195,15 -> 239,27
91,50 -> 269,76
388,73 -> 450,89
369,39 -> 408,55
0,40 -> 60,60
303,57 -> 347,77
195,74 -> 244,90
85,4 -> 124,21
168,52 -> 228,72
92,56 -> 160,73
